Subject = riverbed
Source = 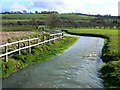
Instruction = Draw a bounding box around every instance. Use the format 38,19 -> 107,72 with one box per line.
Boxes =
2,35 -> 104,88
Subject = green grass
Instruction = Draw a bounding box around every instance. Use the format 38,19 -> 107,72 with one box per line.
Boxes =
2,25 -> 46,32
2,36 -> 79,79
2,14 -> 48,19
1,14 -> 96,21
58,14 -> 96,20
1,19 -> 45,22
1,19 -> 31,22
57,28 -> 119,88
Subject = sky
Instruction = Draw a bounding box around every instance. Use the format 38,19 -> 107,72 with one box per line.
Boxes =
0,0 -> 120,16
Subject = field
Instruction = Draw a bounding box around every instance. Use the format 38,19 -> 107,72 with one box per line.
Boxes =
59,28 -> 119,88
1,19 -> 31,22
1,14 -> 96,26
2,14 -> 119,30
2,14 -> 48,19
2,25 -> 38,31
2,14 -> 96,20
1,25 -> 45,32
1,31 -> 46,45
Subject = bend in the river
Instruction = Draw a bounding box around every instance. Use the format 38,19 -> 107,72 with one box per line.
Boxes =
2,34 -> 105,88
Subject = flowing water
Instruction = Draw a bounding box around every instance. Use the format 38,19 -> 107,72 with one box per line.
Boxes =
2,35 -> 104,88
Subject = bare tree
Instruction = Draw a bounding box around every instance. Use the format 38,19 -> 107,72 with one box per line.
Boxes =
45,14 -> 59,29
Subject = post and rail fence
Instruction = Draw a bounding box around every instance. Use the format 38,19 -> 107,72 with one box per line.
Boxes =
0,33 -> 64,62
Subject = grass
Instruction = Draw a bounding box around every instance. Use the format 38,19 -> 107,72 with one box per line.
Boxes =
57,28 -> 119,88
1,19 -> 45,22
2,25 -> 39,31
2,25 -> 45,32
1,14 -> 96,21
2,14 -> 48,19
1,19 -> 31,22
58,14 -> 96,20
2,36 -> 79,79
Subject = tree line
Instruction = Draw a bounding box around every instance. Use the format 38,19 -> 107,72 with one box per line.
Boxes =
2,14 -> 120,29
2,20 -> 44,26
45,14 -> 120,29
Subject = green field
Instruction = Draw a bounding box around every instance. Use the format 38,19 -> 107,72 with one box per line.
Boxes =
2,14 -> 47,19
1,19 -> 31,22
1,19 -> 44,22
59,28 -> 119,88
1,14 -> 96,21
2,25 -> 46,31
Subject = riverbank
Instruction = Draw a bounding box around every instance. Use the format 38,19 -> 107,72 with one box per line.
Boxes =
62,29 -> 119,88
2,36 -> 79,79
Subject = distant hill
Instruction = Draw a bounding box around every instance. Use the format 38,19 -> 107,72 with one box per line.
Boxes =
1,14 -> 119,30
1,14 -> 96,20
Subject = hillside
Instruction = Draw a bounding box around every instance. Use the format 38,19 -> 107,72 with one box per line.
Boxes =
2,14 -> 96,19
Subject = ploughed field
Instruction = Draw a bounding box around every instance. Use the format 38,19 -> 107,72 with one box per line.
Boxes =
1,31 -> 43,45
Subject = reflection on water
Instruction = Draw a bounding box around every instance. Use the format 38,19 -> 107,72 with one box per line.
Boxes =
2,35 -> 104,88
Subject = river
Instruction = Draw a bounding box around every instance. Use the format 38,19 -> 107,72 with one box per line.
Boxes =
2,35 -> 104,88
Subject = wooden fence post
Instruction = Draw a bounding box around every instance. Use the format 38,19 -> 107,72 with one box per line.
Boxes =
49,35 -> 51,43
62,32 -> 64,38
37,35 -> 40,47
5,43 -> 8,62
42,35 -> 44,45
53,35 -> 55,43
47,34 -> 50,43
18,40 -> 21,55
28,38 -> 31,53
36,35 -> 39,44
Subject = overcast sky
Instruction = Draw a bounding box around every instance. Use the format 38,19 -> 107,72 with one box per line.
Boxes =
1,0 -> 119,16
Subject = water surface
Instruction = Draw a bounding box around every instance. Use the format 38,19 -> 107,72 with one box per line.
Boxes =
2,35 -> 104,88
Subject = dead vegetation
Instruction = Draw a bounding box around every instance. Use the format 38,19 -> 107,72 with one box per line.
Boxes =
0,31 -> 46,45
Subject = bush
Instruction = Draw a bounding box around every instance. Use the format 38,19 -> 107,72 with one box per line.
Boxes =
101,60 -> 120,88
2,58 -> 23,78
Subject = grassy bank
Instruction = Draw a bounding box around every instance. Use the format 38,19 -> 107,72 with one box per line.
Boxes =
60,28 -> 119,88
2,36 -> 79,79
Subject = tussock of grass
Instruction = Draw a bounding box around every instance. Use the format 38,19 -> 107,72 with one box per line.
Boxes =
2,36 -> 79,79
